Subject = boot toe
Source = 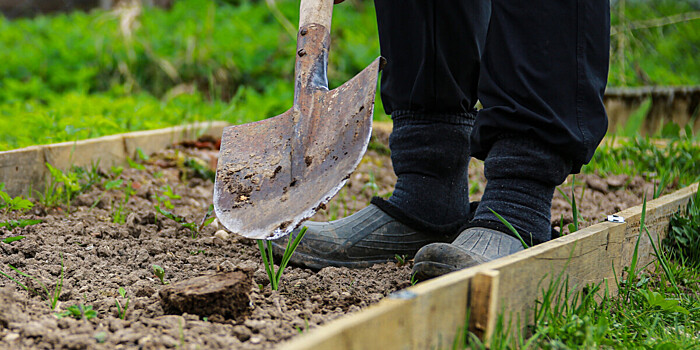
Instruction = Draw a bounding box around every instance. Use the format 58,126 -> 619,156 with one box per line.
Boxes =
411,243 -> 487,282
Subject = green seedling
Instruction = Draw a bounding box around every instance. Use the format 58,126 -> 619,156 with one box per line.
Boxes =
155,204 -> 215,239
1,235 -> 25,244
39,164 -> 100,211
136,147 -> 150,162
394,254 -> 407,266
488,208 -> 530,249
115,287 -> 130,320
184,158 -> 215,182
663,190 -> 700,267
56,304 -> 97,320
126,157 -> 146,171
0,219 -> 42,231
361,171 -> 379,197
110,180 -> 136,224
0,253 -> 64,310
155,185 -> 180,210
410,273 -> 418,286
556,175 -> 585,233
110,166 -> 124,177
0,183 -> 33,214
257,227 -> 307,291
152,264 -> 169,285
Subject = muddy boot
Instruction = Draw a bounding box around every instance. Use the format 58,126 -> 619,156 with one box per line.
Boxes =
269,203 -> 460,270
411,227 -> 524,281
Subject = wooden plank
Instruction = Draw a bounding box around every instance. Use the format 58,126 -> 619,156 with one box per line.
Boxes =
0,121 -> 228,197
280,183 -> 698,349
469,270 -> 500,342
123,121 -> 228,159
0,146 -> 47,198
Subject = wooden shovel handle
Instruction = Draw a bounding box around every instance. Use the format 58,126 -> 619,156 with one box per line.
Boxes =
299,0 -> 333,30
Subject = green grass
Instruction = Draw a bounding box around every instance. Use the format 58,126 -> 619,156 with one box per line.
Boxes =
455,194 -> 700,349
583,126 -> 700,192
0,0 -> 696,151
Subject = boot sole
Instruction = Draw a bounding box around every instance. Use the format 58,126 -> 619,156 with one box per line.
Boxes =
270,242 -> 395,271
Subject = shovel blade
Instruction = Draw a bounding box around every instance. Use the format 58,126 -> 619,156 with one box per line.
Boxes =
214,58 -> 382,239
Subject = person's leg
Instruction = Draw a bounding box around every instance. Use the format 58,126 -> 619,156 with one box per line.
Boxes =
271,0 -> 491,270
413,0 -> 610,280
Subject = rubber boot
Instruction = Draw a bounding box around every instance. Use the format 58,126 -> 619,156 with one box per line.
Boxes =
269,203 -> 461,270
411,227 -> 524,281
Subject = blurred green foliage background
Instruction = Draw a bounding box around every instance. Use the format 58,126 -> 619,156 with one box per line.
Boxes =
0,0 -> 697,150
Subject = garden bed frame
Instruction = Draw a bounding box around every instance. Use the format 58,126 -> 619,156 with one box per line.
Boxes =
0,120 -> 696,349
0,121 -> 228,197
282,182 -> 699,349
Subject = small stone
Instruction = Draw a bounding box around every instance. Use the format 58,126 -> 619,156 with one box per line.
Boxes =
249,335 -> 264,344
214,230 -> 230,241
4,333 -> 19,342
232,325 -> 253,341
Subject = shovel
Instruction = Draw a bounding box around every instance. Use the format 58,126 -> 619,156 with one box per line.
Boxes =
213,0 -> 383,240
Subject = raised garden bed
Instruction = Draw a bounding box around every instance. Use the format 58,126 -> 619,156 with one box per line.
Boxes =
0,122 -> 694,349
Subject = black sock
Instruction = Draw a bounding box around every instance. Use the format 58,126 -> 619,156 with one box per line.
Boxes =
377,112 -> 474,234
471,136 -> 572,245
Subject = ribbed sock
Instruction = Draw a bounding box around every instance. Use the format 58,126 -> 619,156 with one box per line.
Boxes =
471,136 -> 572,245
378,112 -> 474,235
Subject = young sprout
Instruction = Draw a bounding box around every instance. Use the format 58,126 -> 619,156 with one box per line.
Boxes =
0,253 -> 64,310
56,304 -> 97,320
152,264 -> 169,285
115,287 -> 130,320
256,227 -> 307,291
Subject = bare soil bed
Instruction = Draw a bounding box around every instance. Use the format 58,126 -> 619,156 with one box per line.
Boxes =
0,128 -> 660,349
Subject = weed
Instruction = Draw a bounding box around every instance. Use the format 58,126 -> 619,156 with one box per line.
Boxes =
110,180 -> 136,224
663,190 -> 700,267
155,185 -> 180,210
39,164 -> 99,211
0,183 -> 33,214
488,208 -> 530,249
410,273 -> 418,286
0,253 -> 64,310
184,158 -> 215,182
361,171 -> 379,197
257,227 -> 307,291
115,287 -> 130,320
394,254 -> 407,267
152,264 -> 169,285
0,219 -> 42,231
155,204 -> 215,239
1,235 -> 25,244
56,304 -> 97,320
556,175 -> 586,233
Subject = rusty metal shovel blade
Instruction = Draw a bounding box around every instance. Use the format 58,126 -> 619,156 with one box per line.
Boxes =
214,12 -> 383,240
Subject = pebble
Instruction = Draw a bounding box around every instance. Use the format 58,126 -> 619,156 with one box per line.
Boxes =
214,230 -> 230,240
4,333 -> 19,342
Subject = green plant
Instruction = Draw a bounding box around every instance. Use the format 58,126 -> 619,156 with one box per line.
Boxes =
56,304 -> 97,320
1,235 -> 24,244
155,204 -> 215,239
663,191 -> 700,267
488,208 -> 530,249
115,287 -> 130,320
0,219 -> 41,231
394,254 -> 407,267
0,183 -> 33,214
0,253 -> 64,310
184,158 -> 215,182
110,180 -> 136,224
152,264 -> 169,285
39,164 -> 100,211
556,175 -> 586,233
257,227 -> 307,291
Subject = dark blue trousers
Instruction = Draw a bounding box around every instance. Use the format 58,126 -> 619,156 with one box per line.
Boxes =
374,0 -> 610,172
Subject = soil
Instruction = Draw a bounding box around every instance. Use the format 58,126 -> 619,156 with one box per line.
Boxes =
0,128 -> 662,349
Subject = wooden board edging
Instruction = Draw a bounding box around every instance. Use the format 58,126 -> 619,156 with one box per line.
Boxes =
0,121 -> 228,197
281,183 -> 699,350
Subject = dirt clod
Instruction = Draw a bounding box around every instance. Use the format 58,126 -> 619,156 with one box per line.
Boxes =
159,270 -> 253,320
